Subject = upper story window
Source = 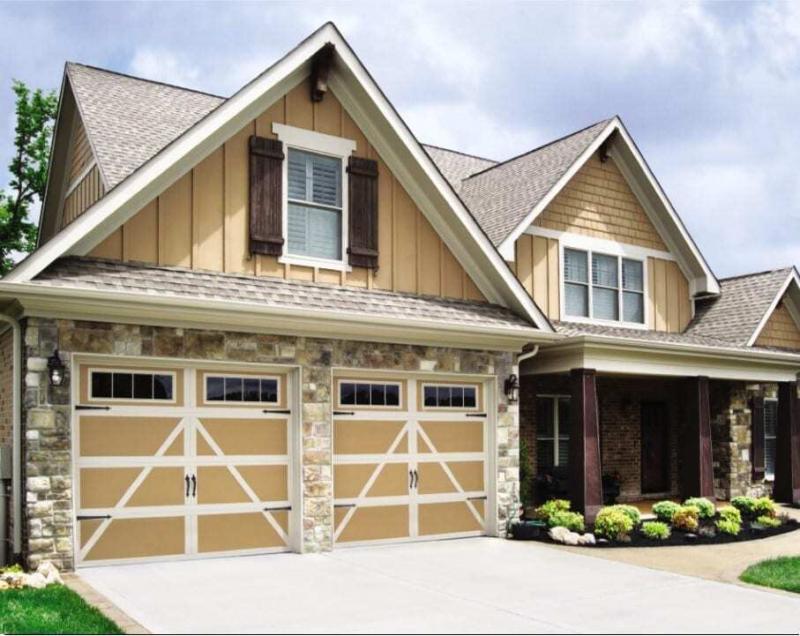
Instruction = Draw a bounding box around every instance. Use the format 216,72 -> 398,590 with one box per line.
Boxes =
564,248 -> 644,325
287,149 -> 343,261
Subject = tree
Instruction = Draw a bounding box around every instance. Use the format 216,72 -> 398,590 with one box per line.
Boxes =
0,81 -> 58,275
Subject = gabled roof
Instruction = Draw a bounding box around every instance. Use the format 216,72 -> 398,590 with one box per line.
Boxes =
67,63 -> 224,189
421,145 -> 497,192
686,267 -> 800,347
9,22 -> 553,333
459,119 -> 611,247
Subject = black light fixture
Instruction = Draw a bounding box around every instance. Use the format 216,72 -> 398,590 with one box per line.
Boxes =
47,349 -> 65,387
504,374 -> 520,404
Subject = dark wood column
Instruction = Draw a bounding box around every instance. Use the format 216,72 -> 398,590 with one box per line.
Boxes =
680,376 -> 715,499
569,368 -> 603,522
774,381 -> 800,504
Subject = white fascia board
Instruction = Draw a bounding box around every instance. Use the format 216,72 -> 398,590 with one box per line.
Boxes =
748,268 -> 800,346
497,119 -> 619,261
5,25 -> 332,284
526,336 -> 800,382
0,281 -> 561,352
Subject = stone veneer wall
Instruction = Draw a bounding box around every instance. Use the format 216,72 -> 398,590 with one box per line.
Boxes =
21,317 -> 518,570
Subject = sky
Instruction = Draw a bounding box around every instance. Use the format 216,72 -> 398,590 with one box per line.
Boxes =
0,0 -> 798,278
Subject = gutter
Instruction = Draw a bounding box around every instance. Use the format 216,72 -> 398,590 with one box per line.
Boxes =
0,312 -> 22,560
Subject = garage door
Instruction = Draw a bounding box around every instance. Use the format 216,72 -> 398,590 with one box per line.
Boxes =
74,361 -> 294,565
333,374 -> 489,545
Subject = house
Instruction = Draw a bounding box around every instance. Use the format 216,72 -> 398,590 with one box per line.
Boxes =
0,22 -> 797,570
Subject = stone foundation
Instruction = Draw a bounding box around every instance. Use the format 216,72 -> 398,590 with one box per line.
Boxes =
22,317 -> 518,570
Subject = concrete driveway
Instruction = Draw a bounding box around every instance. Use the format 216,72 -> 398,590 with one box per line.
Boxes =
79,538 -> 800,634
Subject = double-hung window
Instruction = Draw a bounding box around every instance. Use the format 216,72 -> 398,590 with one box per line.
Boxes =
764,398 -> 778,480
564,248 -> 644,324
536,396 -> 571,470
286,149 -> 343,262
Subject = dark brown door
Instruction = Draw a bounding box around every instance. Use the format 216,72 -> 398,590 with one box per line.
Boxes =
641,402 -> 670,494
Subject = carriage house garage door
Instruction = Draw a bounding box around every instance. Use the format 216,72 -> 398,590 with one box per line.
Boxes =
332,373 -> 492,546
73,358 -> 297,566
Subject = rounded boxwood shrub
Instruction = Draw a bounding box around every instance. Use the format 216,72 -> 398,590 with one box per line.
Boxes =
731,496 -> 757,517
534,499 -> 571,521
719,506 -> 742,524
594,506 -> 634,541
672,505 -> 700,532
716,518 -> 741,536
641,521 -> 671,540
611,504 -> 641,527
753,497 -> 777,518
755,514 -> 781,529
548,510 -> 585,532
652,500 -> 681,523
683,497 -> 716,519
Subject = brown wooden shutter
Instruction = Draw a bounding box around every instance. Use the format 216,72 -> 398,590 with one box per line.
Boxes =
347,156 -> 379,269
751,395 -> 765,480
249,136 -> 284,256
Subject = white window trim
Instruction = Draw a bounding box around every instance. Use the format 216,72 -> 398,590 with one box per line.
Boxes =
273,123 -> 356,272
202,372 -> 281,406
764,397 -> 778,482
88,368 -> 177,404
420,382 -> 481,412
559,240 -> 649,330
537,394 -> 570,468
335,378 -> 404,410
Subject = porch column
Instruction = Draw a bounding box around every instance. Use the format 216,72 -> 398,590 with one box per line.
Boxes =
680,376 -> 714,499
774,381 -> 800,504
569,368 -> 603,521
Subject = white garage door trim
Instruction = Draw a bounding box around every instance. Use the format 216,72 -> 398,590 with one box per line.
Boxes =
70,354 -> 303,568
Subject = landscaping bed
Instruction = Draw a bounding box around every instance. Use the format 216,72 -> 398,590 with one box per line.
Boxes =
512,496 -> 799,548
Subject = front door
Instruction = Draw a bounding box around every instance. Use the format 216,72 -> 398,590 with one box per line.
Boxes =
641,402 -> 670,494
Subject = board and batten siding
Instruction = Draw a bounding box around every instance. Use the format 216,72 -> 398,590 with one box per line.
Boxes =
90,82 -> 484,301
756,301 -> 800,350
68,116 -> 94,184
61,165 -> 105,228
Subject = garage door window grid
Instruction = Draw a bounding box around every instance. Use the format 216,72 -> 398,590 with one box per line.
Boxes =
338,380 -> 402,408
422,383 -> 479,410
204,374 -> 280,405
89,369 -> 175,402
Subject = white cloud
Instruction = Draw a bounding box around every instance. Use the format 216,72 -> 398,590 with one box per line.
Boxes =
129,47 -> 201,88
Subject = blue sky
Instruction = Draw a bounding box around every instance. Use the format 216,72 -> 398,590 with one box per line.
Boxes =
1,1 -> 798,277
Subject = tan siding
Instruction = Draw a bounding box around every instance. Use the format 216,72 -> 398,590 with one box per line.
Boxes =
123,200 -> 157,263
514,234 -> 560,321
756,301 -> 800,350
61,165 -> 104,229
68,116 -> 94,183
535,154 -> 668,251
97,81 -> 484,302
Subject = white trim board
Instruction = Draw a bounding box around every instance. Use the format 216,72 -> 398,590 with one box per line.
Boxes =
525,226 -> 676,263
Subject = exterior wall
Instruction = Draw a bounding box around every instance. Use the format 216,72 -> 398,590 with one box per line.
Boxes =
89,81 -> 484,302
21,317 -> 518,570
756,301 -> 800,350
60,165 -> 104,229
514,234 -> 560,321
68,116 -> 93,184
646,256 -> 691,332
534,155 -> 667,251
0,328 -> 12,448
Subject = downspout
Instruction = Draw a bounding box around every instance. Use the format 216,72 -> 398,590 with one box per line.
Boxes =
517,345 -> 539,366
0,314 -> 22,560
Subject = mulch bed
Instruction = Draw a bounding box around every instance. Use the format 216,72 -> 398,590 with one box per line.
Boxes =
515,518 -> 800,548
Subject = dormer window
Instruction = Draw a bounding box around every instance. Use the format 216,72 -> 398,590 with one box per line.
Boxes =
564,248 -> 645,325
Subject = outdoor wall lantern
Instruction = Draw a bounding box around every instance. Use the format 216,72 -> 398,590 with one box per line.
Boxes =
504,374 -> 520,404
47,349 -> 65,387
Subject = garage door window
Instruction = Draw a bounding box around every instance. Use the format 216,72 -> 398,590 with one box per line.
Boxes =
204,375 -> 279,404
339,381 -> 401,407
422,384 -> 478,409
90,370 -> 174,401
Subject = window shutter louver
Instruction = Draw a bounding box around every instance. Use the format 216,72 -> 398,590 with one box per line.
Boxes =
751,395 -> 765,480
347,156 -> 379,269
249,136 -> 285,256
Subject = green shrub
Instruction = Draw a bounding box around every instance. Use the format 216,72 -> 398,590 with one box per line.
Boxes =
683,497 -> 716,519
731,496 -> 757,516
755,515 -> 781,528
652,500 -> 681,523
611,504 -> 641,526
753,497 -> 777,518
548,510 -> 585,532
672,505 -> 700,532
716,518 -> 741,536
719,506 -> 742,524
533,499 -> 571,521
641,521 -> 671,540
594,506 -> 634,541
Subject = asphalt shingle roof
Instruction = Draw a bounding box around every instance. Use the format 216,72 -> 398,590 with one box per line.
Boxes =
684,268 -> 794,346
67,63 -> 225,189
458,119 -> 612,246
31,257 -> 535,332
422,145 -> 497,192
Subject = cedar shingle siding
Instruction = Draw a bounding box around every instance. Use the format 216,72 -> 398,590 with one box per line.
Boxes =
756,301 -> 800,350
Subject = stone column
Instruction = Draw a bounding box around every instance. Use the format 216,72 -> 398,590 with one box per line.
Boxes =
569,369 -> 603,522
681,376 -> 714,499
774,381 -> 800,504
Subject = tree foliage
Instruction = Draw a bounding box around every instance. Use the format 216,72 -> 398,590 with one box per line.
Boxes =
0,81 -> 58,275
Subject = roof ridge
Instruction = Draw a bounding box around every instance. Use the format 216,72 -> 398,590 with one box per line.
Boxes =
464,116 -> 615,181
422,143 -> 498,164
66,61 -> 228,101
718,266 -> 794,283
